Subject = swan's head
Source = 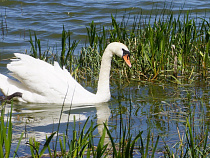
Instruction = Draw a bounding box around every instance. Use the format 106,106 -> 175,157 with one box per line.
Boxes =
107,42 -> 132,68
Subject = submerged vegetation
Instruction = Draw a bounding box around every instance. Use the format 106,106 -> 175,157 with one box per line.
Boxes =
0,6 -> 210,158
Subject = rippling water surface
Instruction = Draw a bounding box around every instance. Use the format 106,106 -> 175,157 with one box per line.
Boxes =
0,0 -> 210,157
1,0 -> 209,56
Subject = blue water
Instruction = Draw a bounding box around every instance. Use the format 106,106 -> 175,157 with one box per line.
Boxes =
0,0 -> 210,157
0,0 -> 209,56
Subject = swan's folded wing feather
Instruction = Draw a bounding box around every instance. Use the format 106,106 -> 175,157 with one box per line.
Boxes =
7,53 -> 92,103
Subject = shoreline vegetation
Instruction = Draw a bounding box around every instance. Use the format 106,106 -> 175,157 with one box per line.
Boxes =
1,9 -> 210,158
30,12 -> 210,84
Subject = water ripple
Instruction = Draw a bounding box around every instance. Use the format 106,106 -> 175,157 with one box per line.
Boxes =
0,0 -> 209,55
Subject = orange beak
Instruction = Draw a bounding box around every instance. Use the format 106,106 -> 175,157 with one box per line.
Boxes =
123,54 -> 132,68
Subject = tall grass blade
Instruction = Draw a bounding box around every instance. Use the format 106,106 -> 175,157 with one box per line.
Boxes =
96,124 -> 108,158
186,119 -> 195,157
13,132 -> 24,158
151,135 -> 159,158
145,129 -> 151,158
104,123 -> 117,157
130,131 -> 143,157
39,132 -> 56,157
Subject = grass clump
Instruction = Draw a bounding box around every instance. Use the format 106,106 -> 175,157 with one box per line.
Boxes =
27,132 -> 56,158
163,118 -> 210,157
84,12 -> 210,82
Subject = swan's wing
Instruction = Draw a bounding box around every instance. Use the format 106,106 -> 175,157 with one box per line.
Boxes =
0,73 -> 25,95
7,53 -> 93,103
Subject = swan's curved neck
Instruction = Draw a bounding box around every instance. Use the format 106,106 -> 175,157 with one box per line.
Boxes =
96,49 -> 113,101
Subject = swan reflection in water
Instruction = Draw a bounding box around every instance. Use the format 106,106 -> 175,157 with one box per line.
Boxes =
3,102 -> 111,144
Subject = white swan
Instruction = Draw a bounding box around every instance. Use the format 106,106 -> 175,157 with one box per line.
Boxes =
0,42 -> 131,105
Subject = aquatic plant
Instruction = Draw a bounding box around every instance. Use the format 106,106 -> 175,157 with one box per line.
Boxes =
1,99 -> 210,157
28,11 -> 209,85
0,8 -> 7,37
27,132 -> 56,158
162,118 -> 210,157
0,102 -> 23,158
77,12 -> 209,83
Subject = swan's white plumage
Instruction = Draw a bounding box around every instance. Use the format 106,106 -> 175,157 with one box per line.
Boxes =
0,42 -> 131,105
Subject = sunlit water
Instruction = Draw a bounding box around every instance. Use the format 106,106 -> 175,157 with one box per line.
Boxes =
0,0 -> 210,156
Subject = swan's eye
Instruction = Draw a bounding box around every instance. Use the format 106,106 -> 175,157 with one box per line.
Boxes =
122,48 -> 130,59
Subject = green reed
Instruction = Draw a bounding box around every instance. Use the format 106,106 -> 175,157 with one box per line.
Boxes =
0,102 -> 23,158
27,132 -> 56,158
60,25 -> 80,71
162,118 -> 210,157
28,10 -> 209,84
0,104 -> 12,158
29,31 -> 42,59
83,12 -> 209,83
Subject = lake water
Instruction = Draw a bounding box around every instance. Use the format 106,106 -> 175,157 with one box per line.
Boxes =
0,0 -> 210,157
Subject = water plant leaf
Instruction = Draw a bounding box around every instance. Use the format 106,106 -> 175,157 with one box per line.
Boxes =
130,131 -> 143,157
151,135 -> 159,158
186,119 -> 195,157
13,132 -> 24,158
104,123 -> 118,157
145,129 -> 151,158
96,125 -> 107,157
39,132 -> 56,157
